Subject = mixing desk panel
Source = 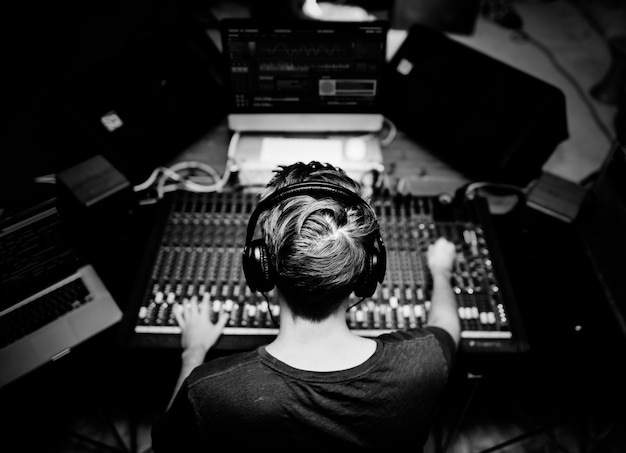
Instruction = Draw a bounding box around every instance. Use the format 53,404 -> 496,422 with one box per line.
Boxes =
127,190 -> 527,353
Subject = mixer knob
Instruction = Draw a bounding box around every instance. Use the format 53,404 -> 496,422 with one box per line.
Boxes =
372,304 -> 381,328
258,301 -> 270,326
413,304 -> 424,321
438,193 -> 453,205
223,299 -> 234,312
348,306 -> 357,327
246,304 -> 257,326
355,309 -> 365,325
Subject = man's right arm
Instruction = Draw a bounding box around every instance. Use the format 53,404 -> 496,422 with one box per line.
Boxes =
425,238 -> 461,346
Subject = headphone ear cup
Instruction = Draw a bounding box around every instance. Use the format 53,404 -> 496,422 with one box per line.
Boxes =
354,234 -> 387,298
354,254 -> 376,298
373,234 -> 387,285
243,239 -> 274,293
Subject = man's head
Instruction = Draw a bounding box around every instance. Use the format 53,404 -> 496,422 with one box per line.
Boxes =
245,161 -> 384,322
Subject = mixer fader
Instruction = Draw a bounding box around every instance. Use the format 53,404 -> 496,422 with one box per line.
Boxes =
128,190 -> 527,353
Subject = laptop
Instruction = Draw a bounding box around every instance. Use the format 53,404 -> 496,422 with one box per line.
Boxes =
220,18 -> 389,186
0,198 -> 122,388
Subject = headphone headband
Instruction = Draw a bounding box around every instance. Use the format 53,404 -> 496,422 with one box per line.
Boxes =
244,181 -> 371,247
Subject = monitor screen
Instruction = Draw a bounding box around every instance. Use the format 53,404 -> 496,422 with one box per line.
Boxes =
220,19 -> 388,132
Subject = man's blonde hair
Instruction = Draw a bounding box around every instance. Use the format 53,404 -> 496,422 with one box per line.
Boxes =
259,162 -> 379,321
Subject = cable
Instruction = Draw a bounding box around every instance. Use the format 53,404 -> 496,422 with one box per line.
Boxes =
33,174 -> 57,184
511,28 -> 616,146
380,116 -> 397,147
134,132 -> 241,205
133,167 -> 165,192
262,292 -> 280,328
462,181 -> 529,201
170,160 -> 222,182
347,296 -> 367,311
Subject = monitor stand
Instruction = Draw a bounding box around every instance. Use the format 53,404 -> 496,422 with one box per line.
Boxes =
230,132 -> 385,188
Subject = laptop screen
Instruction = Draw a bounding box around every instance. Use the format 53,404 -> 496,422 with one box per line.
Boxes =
220,18 -> 388,132
0,200 -> 78,311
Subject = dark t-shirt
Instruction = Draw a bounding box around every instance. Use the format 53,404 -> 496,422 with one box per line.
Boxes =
152,327 -> 456,452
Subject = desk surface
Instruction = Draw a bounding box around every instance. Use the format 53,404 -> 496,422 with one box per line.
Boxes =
169,120 -> 472,198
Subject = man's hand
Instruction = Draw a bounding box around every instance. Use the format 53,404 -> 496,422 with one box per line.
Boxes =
427,237 -> 456,277
425,237 -> 461,345
173,297 -> 230,361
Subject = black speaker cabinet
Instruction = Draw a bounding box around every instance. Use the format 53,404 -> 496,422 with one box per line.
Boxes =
56,23 -> 228,184
383,24 -> 569,187
4,9 -> 228,185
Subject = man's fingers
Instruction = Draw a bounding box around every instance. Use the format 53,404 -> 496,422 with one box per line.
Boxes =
173,303 -> 185,327
200,298 -> 210,318
215,310 -> 230,329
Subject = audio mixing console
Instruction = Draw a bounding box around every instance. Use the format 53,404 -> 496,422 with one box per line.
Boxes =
124,190 -> 527,354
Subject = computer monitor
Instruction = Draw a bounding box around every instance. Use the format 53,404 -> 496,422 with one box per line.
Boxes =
220,18 -> 388,133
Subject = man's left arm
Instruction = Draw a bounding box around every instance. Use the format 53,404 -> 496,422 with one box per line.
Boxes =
168,298 -> 229,410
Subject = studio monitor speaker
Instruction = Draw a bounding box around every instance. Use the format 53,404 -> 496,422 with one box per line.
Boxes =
383,24 -> 569,187
4,5 -> 228,185
55,23 -> 228,184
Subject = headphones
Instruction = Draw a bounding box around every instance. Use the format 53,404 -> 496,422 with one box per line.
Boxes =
242,181 -> 387,298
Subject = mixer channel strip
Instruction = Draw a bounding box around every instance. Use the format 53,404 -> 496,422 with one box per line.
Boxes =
130,190 -> 527,353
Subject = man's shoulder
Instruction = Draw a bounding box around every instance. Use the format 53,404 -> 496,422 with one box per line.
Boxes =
378,326 -> 445,343
378,327 -> 457,361
188,348 -> 262,385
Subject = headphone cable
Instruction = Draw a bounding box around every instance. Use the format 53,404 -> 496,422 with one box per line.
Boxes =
347,296 -> 367,312
262,292 -> 280,328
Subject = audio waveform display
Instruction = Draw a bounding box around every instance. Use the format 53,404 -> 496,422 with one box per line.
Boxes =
258,62 -> 351,72
258,41 -> 351,58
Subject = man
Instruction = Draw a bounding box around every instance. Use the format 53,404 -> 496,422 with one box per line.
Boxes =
152,162 -> 459,451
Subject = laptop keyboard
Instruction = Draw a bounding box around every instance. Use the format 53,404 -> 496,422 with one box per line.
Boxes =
0,277 -> 93,348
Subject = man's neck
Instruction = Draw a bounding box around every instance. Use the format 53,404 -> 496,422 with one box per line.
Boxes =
265,305 -> 376,372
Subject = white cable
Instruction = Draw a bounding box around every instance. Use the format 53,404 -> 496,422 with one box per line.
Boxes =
463,181 -> 529,200
380,117 -> 397,147
168,160 -> 222,183
134,166 -> 168,192
136,131 -> 242,203
33,174 -> 57,184
176,131 -> 239,194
